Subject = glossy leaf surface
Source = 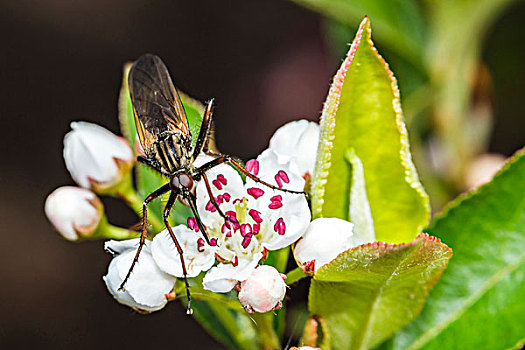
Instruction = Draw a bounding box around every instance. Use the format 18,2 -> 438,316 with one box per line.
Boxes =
309,233 -> 452,350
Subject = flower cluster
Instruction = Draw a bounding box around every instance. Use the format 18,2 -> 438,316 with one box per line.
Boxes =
45,118 -> 366,315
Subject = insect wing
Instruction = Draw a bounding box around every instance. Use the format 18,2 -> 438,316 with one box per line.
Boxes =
128,54 -> 190,154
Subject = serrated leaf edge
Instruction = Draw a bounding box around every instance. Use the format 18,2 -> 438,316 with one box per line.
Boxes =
311,17 -> 430,233
311,17 -> 368,218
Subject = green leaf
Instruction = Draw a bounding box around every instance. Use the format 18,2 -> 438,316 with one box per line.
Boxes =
389,148 -> 525,350
308,233 -> 452,350
311,17 -> 429,243
290,0 -> 426,67
117,61 -> 206,226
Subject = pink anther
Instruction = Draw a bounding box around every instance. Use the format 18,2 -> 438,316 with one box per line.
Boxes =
274,218 -> 286,235
247,187 -> 264,199
245,159 -> 259,175
269,195 -> 283,209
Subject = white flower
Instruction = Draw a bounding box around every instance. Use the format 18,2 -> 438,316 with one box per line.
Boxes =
294,218 -> 355,273
194,151 -> 311,293
237,265 -> 287,313
44,186 -> 103,240
103,239 -> 177,313
145,152 -> 309,293
64,121 -> 133,192
268,119 -> 320,179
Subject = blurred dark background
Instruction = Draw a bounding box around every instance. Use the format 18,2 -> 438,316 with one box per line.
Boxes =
1,0 -> 524,349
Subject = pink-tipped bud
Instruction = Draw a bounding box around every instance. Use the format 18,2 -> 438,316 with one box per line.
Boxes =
44,186 -> 103,241
237,265 -> 286,313
63,122 -> 133,192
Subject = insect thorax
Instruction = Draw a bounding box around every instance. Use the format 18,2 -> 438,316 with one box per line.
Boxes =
151,132 -> 193,175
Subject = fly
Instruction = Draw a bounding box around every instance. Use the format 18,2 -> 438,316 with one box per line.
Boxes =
120,54 -> 304,314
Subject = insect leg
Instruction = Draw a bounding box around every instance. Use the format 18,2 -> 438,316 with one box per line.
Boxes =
196,156 -> 306,195
119,183 -> 170,291
192,99 -> 215,160
184,190 -> 212,245
162,191 -> 193,315
200,172 -> 230,222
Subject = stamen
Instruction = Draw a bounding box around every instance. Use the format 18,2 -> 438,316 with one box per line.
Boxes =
240,224 -> 252,237
245,159 -> 259,175
210,238 -> 218,246
222,193 -> 231,202
225,211 -> 240,231
247,187 -> 264,199
253,223 -> 260,235
206,200 -> 217,212
212,174 -> 227,190
274,218 -> 286,235
269,195 -> 283,209
249,209 -> 263,223
232,256 -> 239,267
197,238 -> 205,252
241,234 -> 252,248
274,170 -> 290,188
187,217 -> 199,232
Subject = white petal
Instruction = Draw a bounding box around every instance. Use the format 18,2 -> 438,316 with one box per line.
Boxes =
293,122 -> 320,176
269,120 -> 320,176
294,218 -> 355,272
44,186 -> 102,240
151,225 -> 215,278
202,253 -> 262,293
103,241 -> 176,312
64,121 -> 132,189
104,238 -> 141,254
262,192 -> 311,251
238,265 -> 286,313
269,120 -> 311,163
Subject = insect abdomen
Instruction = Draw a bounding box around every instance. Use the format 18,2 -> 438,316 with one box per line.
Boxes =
152,133 -> 191,175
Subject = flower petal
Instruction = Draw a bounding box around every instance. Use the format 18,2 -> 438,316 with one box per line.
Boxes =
202,252 -> 263,293
104,241 -> 176,312
268,120 -> 320,177
151,225 -> 215,278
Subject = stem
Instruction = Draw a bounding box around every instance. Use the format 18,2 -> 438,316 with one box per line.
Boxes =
93,217 -> 138,240
252,313 -> 281,350
104,224 -> 138,240
115,173 -> 164,232
286,267 -> 308,285
273,247 -> 290,273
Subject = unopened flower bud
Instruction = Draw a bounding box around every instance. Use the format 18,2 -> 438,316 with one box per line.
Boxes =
294,218 -> 355,273
237,265 -> 287,313
44,186 -> 103,240
63,121 -> 133,193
